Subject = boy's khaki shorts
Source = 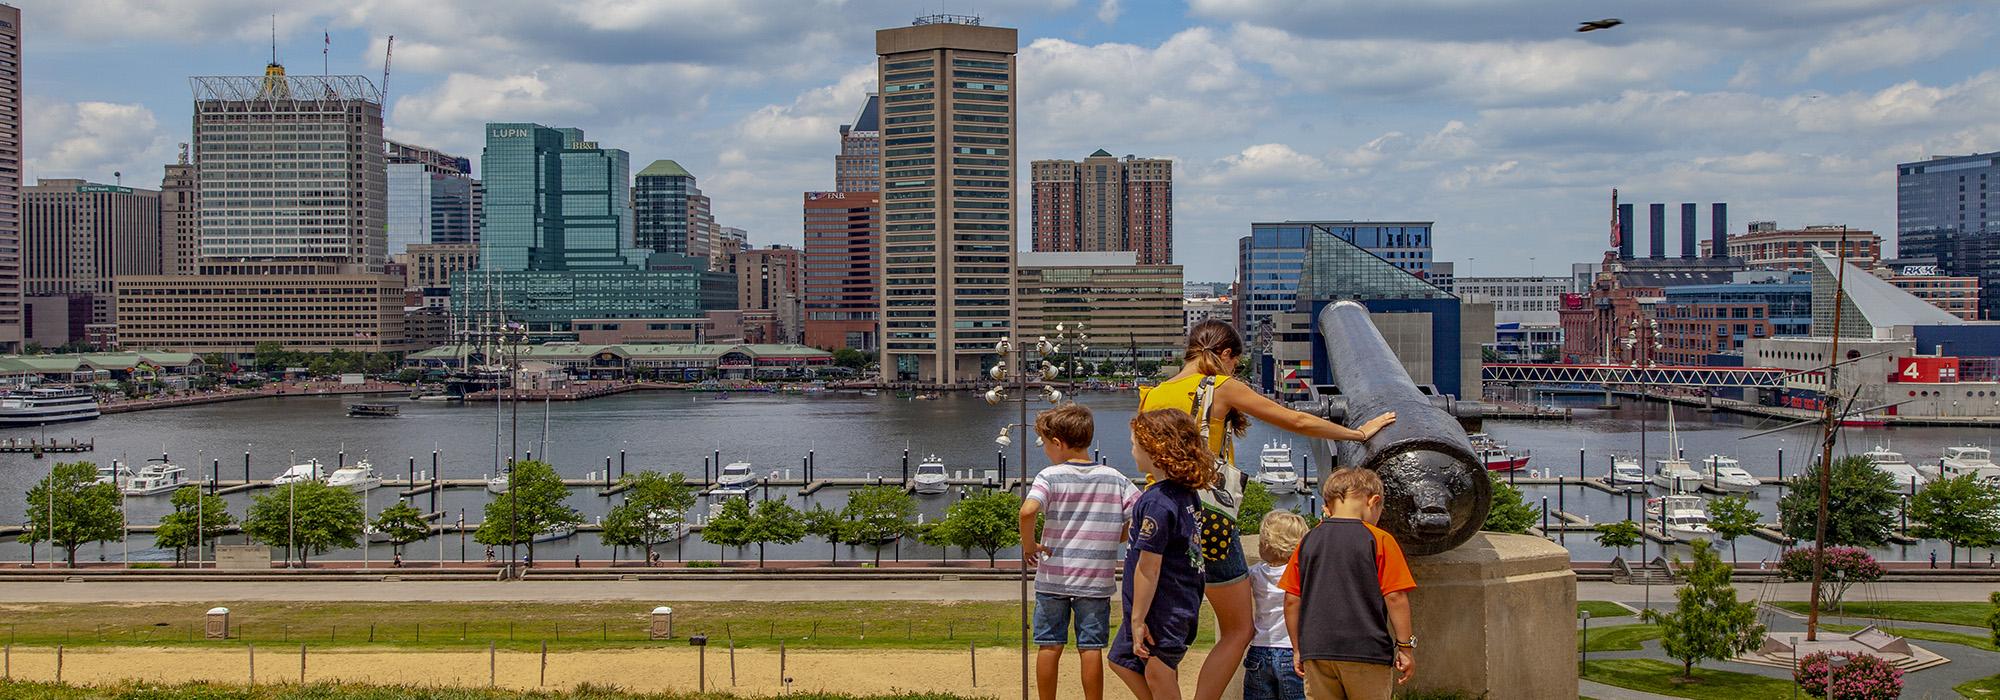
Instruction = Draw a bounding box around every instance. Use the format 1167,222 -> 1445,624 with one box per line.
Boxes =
1302,659 -> 1392,700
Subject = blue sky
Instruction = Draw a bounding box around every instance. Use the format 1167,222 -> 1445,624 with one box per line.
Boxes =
17,0 -> 2000,283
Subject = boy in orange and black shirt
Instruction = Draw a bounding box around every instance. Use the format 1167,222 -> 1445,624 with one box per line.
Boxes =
1279,468 -> 1416,700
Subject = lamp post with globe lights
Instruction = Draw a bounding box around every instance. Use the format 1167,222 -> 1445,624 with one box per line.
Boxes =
985,332 -> 1069,700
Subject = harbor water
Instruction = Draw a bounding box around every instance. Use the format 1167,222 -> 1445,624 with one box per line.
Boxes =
1,389 -> 1993,565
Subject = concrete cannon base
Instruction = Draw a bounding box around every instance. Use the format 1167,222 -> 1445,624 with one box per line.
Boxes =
1405,532 -> 1577,698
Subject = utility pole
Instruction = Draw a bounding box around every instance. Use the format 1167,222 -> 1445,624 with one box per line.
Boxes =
1806,229 -> 1849,642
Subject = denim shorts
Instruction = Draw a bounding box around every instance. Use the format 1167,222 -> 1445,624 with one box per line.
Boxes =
1033,592 -> 1112,649
1201,518 -> 1249,586
1243,646 -> 1306,700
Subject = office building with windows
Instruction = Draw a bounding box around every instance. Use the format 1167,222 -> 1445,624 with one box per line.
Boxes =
736,245 -> 805,344
1898,151 -> 1999,320
837,95 -> 882,193
1030,150 -> 1173,264
1015,252 -> 1183,366
1699,221 -> 1879,271
0,5 -> 22,351
1235,226 -> 1308,342
633,159 -> 709,260
159,151 -> 200,275
875,16 -> 1018,383
386,140 -> 477,254
23,180 -> 161,342
803,191 -> 882,351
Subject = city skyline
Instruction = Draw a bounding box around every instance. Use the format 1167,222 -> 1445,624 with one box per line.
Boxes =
11,0 -> 2000,283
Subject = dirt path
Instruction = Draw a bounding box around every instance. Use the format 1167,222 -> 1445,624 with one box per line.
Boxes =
3,646 -> 1208,699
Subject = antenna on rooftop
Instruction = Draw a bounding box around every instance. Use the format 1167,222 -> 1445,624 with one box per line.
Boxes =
269,15 -> 277,65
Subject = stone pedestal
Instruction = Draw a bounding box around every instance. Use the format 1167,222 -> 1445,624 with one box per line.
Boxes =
214,544 -> 272,570
1404,532 -> 1576,698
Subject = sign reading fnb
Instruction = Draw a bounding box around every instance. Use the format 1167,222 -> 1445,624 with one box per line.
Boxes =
1895,356 -> 1960,383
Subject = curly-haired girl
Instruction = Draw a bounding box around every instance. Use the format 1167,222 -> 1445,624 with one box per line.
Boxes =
1110,409 -> 1215,700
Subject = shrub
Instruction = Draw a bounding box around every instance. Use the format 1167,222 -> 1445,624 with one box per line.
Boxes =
1777,546 -> 1883,607
1794,651 -> 1903,700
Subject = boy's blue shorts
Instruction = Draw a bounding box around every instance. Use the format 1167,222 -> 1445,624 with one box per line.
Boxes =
1033,592 -> 1112,649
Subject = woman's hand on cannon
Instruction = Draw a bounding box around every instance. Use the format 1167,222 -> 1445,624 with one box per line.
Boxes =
1359,412 -> 1396,440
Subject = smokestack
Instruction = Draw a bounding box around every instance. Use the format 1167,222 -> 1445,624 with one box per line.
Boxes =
1649,203 -> 1666,259
1680,203 -> 1697,259
1710,203 -> 1728,259
1618,204 -> 1634,259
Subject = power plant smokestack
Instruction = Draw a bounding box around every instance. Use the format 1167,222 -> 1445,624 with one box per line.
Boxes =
1618,203 -> 1634,259
1681,203 -> 1697,259
1649,203 -> 1666,259
1710,203 -> 1728,259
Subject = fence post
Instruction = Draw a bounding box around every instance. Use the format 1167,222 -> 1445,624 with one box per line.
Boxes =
489,641 -> 496,687
779,641 -> 786,688
248,643 -> 255,685
730,638 -> 737,686
4,642 -> 9,680
540,640 -> 548,686
300,643 -> 307,684
969,640 -> 976,687
56,644 -> 62,683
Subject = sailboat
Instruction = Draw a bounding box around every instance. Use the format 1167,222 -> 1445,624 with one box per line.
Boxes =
1650,405 -> 1701,491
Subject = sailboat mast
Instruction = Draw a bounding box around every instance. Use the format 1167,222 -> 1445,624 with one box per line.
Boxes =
1806,232 -> 1851,642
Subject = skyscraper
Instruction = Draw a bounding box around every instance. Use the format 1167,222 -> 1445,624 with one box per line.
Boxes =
1030,150 -> 1173,264
736,244 -> 805,344
634,159 -> 702,259
23,180 -> 161,339
159,147 -> 200,275
876,15 -> 1018,383
189,62 -> 386,272
0,4 -> 23,351
1236,221 -> 1437,340
1898,151 -> 1999,320
836,94 -> 882,193
803,191 -> 882,351
386,140 -> 477,253
480,123 -> 643,272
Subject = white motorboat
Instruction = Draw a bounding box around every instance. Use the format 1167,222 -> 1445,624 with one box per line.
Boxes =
123,459 -> 187,496
1862,446 -> 1927,489
532,524 -> 577,543
644,512 -> 690,544
1254,442 -> 1300,489
94,462 -> 134,490
1698,455 -> 1762,493
1661,501 -> 1715,540
0,386 -> 100,426
912,456 -> 950,495
326,459 -> 383,492
1939,446 -> 2000,484
1605,455 -> 1646,486
487,472 -> 509,494
273,459 -> 324,486
716,461 -> 757,489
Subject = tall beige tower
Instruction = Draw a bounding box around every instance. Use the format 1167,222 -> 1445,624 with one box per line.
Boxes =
875,16 -> 1017,384
0,5 -> 24,351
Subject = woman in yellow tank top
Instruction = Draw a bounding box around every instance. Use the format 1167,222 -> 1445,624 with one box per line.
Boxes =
1140,319 -> 1394,700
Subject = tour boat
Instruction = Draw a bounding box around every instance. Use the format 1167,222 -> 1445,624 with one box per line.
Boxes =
716,461 -> 758,489
326,459 -> 384,492
1254,442 -> 1301,490
1861,446 -> 1927,489
0,387 -> 100,426
94,461 -> 134,490
346,403 -> 400,418
1698,455 -> 1762,493
912,456 -> 950,495
273,459 -> 324,486
1939,446 -> 2000,484
123,459 -> 187,496
1605,455 -> 1647,486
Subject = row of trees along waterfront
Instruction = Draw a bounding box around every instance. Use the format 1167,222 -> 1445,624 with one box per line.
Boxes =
17,460 -> 1028,567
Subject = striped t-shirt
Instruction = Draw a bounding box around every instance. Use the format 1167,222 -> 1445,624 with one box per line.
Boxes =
1027,461 -> 1141,598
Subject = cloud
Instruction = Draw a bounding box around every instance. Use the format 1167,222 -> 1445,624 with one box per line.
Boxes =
1096,0 -> 1122,24
1787,10 -> 1990,81
1193,143 -> 1327,187
1187,0 -> 1950,42
23,98 -> 178,188
1019,28 -> 1269,155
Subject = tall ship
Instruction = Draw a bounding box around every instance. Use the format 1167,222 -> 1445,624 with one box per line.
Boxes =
0,387 -> 100,426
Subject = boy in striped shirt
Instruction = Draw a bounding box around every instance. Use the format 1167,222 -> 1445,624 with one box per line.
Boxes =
1021,403 -> 1140,700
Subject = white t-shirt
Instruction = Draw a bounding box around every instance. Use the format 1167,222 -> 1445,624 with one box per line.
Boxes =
1248,560 -> 1292,648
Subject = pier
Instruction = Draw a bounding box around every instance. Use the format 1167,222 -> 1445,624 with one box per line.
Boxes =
0,437 -> 93,453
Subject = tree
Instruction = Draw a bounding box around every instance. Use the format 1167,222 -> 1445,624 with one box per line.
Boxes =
1639,539 -> 1765,680
934,490 -> 1020,565
844,485 -> 917,566
1238,481 -> 1275,535
1778,456 -> 1897,547
153,485 -> 235,565
371,500 -> 430,556
1987,591 -> 1999,649
832,348 -> 868,370
602,471 -> 698,564
803,504 -> 853,564
1909,473 -> 2000,567
916,519 -> 953,565
472,460 -> 581,565
243,481 -> 363,566
1137,361 -> 1161,378
1593,520 -> 1643,561
1706,495 -> 1761,565
747,499 -> 808,567
1097,361 -> 1118,377
1482,476 -> 1538,534
20,462 -> 125,567
1778,546 -> 1883,608
701,497 -> 755,563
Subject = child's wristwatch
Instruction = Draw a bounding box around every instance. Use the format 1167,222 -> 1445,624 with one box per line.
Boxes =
1396,636 -> 1417,650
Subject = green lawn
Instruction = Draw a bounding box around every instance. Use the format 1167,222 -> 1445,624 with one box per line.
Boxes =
1579,623 -> 1659,652
1822,623 -> 1997,653
1771,601 -> 1994,628
1959,672 -> 2000,697
0,681 -> 973,699
1582,659 -> 1796,700
1578,600 -> 1633,619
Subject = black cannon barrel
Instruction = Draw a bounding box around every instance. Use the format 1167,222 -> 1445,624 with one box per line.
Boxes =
1317,300 -> 1490,555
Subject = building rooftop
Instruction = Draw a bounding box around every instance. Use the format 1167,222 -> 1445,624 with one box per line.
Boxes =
1812,248 -> 1962,335
637,160 -> 693,178
845,94 -> 880,133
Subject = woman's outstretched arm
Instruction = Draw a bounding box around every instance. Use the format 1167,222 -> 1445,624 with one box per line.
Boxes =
1219,378 -> 1394,442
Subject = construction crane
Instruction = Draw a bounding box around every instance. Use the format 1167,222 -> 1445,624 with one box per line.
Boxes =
380,35 -> 394,104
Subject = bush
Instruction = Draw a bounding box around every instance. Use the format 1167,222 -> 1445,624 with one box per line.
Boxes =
1793,651 -> 1902,699
1778,547 -> 1884,607
684,560 -> 721,568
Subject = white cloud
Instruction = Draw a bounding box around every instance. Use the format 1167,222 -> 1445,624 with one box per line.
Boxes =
23,98 -> 178,188
1193,143 -> 1326,187
1096,0 -> 1122,24
1787,10 -> 1990,81
1019,28 -> 1269,155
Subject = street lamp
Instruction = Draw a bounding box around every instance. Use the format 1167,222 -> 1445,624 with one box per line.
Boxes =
991,332 -> 1069,700
501,320 -> 528,578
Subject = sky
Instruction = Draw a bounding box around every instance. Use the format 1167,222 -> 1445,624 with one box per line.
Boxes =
16,0 -> 2000,284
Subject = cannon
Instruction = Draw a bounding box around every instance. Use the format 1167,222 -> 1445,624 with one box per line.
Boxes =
1299,300 -> 1490,556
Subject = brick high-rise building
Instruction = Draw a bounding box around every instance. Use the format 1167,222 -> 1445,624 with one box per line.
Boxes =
876,16 -> 1017,383
23,179 -> 161,340
159,146 -> 200,275
0,4 -> 23,351
1031,149 -> 1173,264
736,245 -> 805,344
802,191 -> 881,351
836,94 -> 881,193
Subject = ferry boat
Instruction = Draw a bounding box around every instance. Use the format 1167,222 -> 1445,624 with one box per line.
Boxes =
1605,455 -> 1646,486
273,459 -> 324,486
0,387 -> 100,426
912,456 -> 950,495
1254,442 -> 1301,490
1939,446 -> 1999,484
1698,455 -> 1762,493
716,461 -> 758,489
123,459 -> 187,496
326,459 -> 383,492
1861,446 -> 1927,489
347,403 -> 400,418
1468,434 -> 1531,472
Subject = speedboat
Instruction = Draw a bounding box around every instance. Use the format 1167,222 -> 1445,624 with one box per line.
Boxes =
1652,458 -> 1703,492
716,461 -> 757,489
1475,444 -> 1531,472
1698,455 -> 1761,493
273,459 -> 324,486
326,459 -> 383,492
1254,442 -> 1301,489
1938,446 -> 1999,484
1657,496 -> 1715,540
912,456 -> 950,495
1605,455 -> 1646,486
123,459 -> 187,496
1862,446 -> 1927,489
95,462 -> 134,490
